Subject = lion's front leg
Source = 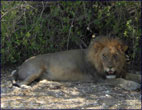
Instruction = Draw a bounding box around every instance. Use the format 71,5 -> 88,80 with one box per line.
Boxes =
125,73 -> 141,83
105,78 -> 140,91
115,78 -> 140,91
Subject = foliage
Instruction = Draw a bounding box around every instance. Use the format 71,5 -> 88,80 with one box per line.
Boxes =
1,1 -> 141,68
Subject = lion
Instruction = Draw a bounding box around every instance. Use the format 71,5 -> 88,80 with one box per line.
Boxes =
11,36 -> 140,90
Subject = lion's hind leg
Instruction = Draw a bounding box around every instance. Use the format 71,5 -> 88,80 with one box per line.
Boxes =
16,68 -> 45,88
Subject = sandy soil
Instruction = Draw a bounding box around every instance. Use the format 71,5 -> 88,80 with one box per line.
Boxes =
1,67 -> 141,109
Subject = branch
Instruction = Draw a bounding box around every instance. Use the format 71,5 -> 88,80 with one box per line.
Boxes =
67,20 -> 74,50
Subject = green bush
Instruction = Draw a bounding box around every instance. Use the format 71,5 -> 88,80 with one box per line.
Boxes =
1,1 -> 141,69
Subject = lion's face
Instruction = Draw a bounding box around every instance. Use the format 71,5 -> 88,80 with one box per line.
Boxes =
87,36 -> 128,78
100,47 -> 124,75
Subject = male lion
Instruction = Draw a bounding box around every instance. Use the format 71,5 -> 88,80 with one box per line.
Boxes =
11,36 -> 140,90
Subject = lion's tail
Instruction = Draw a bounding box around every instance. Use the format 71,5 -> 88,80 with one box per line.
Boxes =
11,69 -> 20,87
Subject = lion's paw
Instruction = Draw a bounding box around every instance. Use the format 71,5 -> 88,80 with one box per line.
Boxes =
119,80 -> 140,91
20,84 -> 31,89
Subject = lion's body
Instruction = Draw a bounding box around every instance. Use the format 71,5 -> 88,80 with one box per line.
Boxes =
12,36 -> 140,90
17,49 -> 95,82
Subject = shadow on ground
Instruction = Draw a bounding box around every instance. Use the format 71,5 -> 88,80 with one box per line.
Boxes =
1,67 -> 141,109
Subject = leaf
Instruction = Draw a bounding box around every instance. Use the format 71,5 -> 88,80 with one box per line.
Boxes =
26,32 -> 31,38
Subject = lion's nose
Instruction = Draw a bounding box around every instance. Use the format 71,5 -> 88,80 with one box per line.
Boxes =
108,66 -> 113,69
109,65 -> 112,68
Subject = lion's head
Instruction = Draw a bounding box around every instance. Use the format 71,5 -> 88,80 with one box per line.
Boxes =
87,36 -> 128,79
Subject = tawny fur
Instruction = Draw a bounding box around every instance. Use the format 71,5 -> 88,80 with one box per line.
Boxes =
12,36 -> 131,86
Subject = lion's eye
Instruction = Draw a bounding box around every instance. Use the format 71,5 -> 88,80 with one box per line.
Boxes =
113,54 -> 118,59
103,54 -> 106,58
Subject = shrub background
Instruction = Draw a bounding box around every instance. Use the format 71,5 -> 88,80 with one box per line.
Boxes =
1,1 -> 141,70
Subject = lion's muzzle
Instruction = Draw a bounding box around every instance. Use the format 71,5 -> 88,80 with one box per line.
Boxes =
105,68 -> 116,79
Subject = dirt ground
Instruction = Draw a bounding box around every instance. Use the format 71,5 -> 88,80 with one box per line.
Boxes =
1,67 -> 141,109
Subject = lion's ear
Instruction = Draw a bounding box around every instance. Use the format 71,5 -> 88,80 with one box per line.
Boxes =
93,42 -> 104,52
118,44 -> 128,52
123,45 -> 128,52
